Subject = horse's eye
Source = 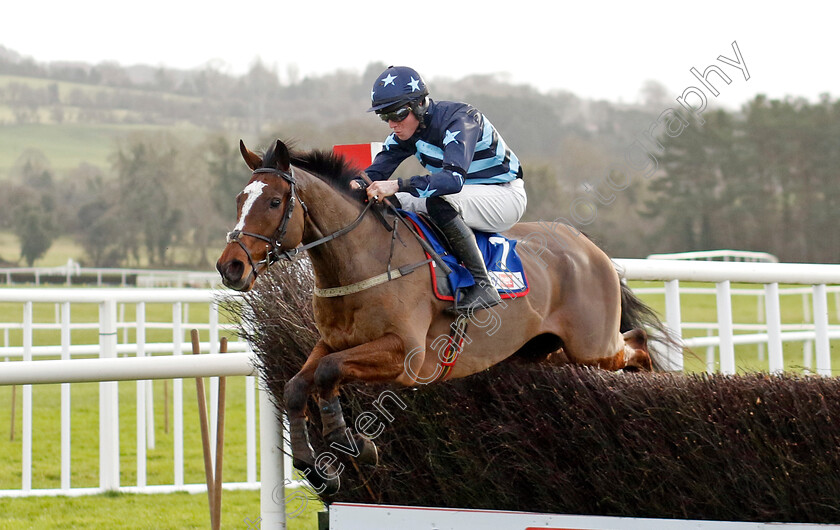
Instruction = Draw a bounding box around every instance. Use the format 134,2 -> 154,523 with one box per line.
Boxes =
270,198 -> 282,208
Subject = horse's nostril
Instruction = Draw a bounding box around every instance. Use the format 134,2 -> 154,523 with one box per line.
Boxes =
219,260 -> 245,283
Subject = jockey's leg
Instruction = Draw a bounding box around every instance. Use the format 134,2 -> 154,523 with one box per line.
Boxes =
428,197 -> 502,314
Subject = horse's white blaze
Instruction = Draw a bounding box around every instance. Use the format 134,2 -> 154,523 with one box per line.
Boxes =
234,181 -> 267,231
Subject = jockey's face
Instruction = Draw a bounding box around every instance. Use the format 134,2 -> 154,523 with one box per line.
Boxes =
388,110 -> 420,141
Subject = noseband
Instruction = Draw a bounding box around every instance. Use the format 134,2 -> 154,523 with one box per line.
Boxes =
226,167 -> 304,276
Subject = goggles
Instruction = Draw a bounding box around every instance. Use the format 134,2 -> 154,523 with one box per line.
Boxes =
378,105 -> 412,123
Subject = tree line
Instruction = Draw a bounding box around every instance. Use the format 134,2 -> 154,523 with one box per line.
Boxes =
641,95 -> 840,263
0,47 -> 838,265
0,133 -> 240,267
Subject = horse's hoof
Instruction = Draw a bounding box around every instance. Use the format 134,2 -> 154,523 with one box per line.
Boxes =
317,475 -> 341,496
292,457 -> 312,473
293,459 -> 341,496
354,434 -> 379,465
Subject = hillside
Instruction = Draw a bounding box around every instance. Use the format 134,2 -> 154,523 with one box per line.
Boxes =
0,49 -> 662,178
2,46 -> 838,266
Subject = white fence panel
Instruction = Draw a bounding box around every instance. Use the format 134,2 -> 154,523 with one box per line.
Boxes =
0,288 -> 272,501
764,282 -> 783,373
3,259 -> 840,525
0,263 -> 221,288
615,258 -> 840,375
0,351 -> 286,527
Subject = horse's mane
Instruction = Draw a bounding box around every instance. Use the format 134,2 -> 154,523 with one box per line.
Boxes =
261,140 -> 367,204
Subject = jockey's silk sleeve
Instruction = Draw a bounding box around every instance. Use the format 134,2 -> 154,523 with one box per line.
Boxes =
365,100 -> 522,199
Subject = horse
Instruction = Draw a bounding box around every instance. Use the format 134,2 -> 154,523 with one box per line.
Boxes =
216,139 -> 671,494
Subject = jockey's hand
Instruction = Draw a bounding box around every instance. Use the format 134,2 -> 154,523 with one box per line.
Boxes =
364,180 -> 399,202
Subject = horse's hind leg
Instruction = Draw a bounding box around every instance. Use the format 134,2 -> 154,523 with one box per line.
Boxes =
313,333 -> 407,466
560,323 -> 652,372
284,341 -> 341,494
622,328 -> 652,372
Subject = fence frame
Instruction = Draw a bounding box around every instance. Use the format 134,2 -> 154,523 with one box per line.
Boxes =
0,352 -> 286,527
3,258 -> 840,527
0,289 -> 256,495
0,264 -> 220,288
614,258 -> 840,375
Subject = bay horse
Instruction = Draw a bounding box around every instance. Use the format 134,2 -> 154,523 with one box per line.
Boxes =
216,139 -> 669,494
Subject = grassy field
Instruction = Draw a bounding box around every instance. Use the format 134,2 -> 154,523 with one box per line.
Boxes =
0,294 -> 325,528
637,280 -> 840,373
0,232 -> 86,268
0,230 -> 221,270
0,490 -> 319,530
0,73 -> 211,180
0,280 -> 837,528
0,373 -> 325,528
0,122 -> 199,180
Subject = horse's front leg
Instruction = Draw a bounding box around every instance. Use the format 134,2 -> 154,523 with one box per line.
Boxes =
283,340 -> 341,494
314,333 -> 407,466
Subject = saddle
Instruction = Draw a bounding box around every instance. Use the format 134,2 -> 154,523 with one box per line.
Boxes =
399,210 -> 529,302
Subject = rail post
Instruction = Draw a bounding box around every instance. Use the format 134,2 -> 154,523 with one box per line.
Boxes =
99,298 -> 120,490
813,284 -> 831,376
137,301 -> 148,487
22,301 -> 32,492
61,302 -> 71,491
663,279 -> 684,371
716,280 -> 736,375
173,302 -> 184,486
764,283 -> 784,373
260,380 -> 286,528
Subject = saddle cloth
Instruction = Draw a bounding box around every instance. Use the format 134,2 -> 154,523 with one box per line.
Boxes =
399,210 -> 529,302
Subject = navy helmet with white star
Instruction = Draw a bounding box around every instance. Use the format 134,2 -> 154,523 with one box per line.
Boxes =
368,66 -> 429,113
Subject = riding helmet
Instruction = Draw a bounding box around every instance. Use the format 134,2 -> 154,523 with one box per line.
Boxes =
368,65 -> 429,113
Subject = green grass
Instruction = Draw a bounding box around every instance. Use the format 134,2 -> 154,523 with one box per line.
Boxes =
0,489 -> 322,529
0,123 -> 130,178
0,377 -> 251,489
0,280 -> 837,527
0,297 -> 249,493
0,377 -> 324,528
0,230 -> 220,269
0,290 -> 326,528
634,280 -> 840,374
0,373 -> 325,527
0,232 -> 86,268
0,74 -> 204,110
0,74 -> 216,180
0,122 -> 210,180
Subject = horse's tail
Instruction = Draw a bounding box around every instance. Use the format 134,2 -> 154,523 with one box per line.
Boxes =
618,279 -> 681,371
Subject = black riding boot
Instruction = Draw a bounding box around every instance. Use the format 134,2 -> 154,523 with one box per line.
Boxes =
439,216 -> 502,314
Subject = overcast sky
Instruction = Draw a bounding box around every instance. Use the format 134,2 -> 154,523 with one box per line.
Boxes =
2,1 -> 836,109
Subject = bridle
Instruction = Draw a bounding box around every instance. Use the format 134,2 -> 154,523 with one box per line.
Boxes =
225,167 -> 305,277
225,166 -> 373,280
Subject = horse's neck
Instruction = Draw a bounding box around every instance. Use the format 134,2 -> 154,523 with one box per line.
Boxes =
297,176 -> 387,285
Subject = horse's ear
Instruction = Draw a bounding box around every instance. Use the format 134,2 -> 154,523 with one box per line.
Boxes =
240,139 -> 263,171
272,139 -> 291,172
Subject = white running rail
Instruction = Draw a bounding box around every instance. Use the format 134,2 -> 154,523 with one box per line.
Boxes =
0,289 -> 254,494
615,258 -> 840,375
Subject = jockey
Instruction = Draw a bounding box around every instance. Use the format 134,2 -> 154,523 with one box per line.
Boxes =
358,65 -> 527,314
